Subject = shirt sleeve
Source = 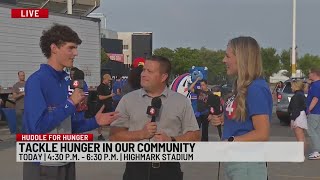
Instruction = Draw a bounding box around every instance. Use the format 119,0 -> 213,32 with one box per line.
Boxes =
110,96 -> 129,128
71,113 -> 99,133
181,97 -> 200,134
23,76 -> 76,134
246,85 -> 272,118
313,83 -> 320,99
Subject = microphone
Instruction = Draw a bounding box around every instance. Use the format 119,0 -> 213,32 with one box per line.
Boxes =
208,94 -> 223,115
146,97 -> 162,122
70,69 -> 85,89
70,69 -> 88,112
208,94 -> 223,139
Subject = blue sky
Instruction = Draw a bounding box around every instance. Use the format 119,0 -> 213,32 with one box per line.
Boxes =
94,0 -> 320,56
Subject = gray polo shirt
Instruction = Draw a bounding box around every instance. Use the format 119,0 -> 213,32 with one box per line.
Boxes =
111,87 -> 199,139
13,81 -> 25,110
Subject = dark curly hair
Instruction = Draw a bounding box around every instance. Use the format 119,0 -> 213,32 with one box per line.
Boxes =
40,24 -> 82,58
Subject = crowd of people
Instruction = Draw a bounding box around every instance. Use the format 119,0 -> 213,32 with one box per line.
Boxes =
0,23 -> 319,180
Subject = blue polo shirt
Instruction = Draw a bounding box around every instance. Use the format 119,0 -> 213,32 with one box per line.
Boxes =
307,80 -> 320,114
23,64 -> 99,134
222,79 -> 273,140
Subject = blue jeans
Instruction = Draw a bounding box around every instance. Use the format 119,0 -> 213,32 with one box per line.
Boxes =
224,162 -> 267,180
307,114 -> 320,152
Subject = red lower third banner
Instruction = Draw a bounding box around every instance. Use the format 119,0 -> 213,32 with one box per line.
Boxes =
11,9 -> 49,18
16,134 -> 93,141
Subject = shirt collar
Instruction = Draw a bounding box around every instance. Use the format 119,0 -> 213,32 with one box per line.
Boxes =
40,64 -> 68,81
140,86 -> 169,98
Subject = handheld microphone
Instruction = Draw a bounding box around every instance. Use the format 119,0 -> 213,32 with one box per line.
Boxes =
70,69 -> 88,112
146,97 -> 162,122
208,94 -> 223,139
70,69 -> 85,89
208,94 -> 223,115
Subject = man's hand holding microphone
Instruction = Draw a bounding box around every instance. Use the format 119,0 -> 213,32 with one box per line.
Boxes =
141,121 -> 157,139
142,97 -> 172,141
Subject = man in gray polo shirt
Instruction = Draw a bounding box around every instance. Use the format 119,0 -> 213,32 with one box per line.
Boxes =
13,71 -> 26,133
110,55 -> 200,180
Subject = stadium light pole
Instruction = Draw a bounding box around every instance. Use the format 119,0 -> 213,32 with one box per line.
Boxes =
291,0 -> 296,77
67,0 -> 72,14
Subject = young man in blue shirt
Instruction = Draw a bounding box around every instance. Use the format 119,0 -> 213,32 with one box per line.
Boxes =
23,24 -> 119,180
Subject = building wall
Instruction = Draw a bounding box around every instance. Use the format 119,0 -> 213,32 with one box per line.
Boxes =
0,5 -> 101,89
117,32 -> 153,66
132,33 -> 152,61
101,38 -> 123,54
117,32 -> 133,66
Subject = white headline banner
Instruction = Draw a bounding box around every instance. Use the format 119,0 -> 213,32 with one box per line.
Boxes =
16,142 -> 304,162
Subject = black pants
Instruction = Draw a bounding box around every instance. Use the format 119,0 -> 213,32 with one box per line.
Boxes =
197,114 -> 209,141
123,162 -> 183,180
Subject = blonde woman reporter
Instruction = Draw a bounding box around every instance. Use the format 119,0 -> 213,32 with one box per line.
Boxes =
210,36 -> 272,180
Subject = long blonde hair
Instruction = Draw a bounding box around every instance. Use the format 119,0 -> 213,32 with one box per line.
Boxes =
228,36 -> 263,121
291,80 -> 304,92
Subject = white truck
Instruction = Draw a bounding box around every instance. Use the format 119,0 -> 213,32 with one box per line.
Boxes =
0,4 -> 101,102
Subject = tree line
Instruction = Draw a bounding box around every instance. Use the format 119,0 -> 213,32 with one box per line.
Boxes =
153,47 -> 320,85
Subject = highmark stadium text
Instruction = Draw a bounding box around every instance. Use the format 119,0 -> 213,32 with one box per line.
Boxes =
16,140 -> 305,162
16,142 -> 195,162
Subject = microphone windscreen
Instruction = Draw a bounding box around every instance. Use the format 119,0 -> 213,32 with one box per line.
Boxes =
208,94 -> 223,115
73,69 -> 85,80
151,97 -> 162,109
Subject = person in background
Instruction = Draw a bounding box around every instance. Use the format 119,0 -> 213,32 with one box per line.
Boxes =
304,79 -> 312,94
0,85 -> 3,140
288,80 -> 308,151
0,91 -> 2,141
69,67 -> 79,81
189,78 -> 211,141
0,85 -> 3,110
23,24 -> 119,180
121,58 -> 145,95
306,67 -> 320,160
96,73 -> 115,140
12,71 -> 26,133
211,36 -> 272,180
112,75 -> 123,110
0,86 -> 2,107
276,81 -> 283,92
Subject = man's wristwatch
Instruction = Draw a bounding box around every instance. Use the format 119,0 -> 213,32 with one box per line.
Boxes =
171,136 -> 176,142
227,136 -> 235,142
